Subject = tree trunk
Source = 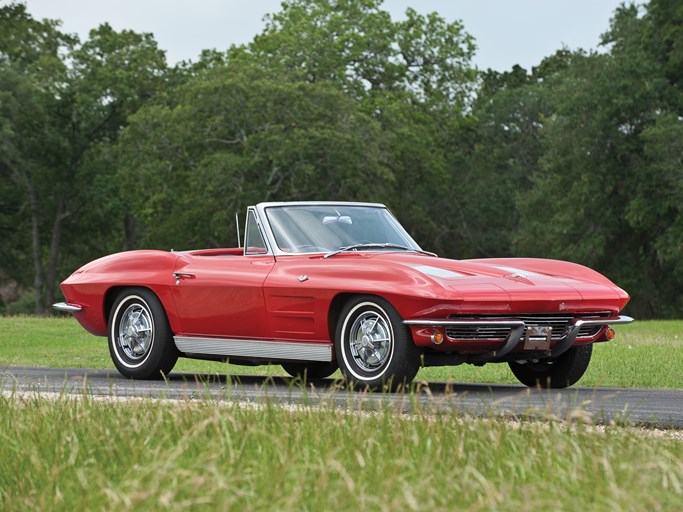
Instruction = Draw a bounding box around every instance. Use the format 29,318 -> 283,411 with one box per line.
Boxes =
45,198 -> 67,310
28,181 -> 45,314
124,212 -> 137,250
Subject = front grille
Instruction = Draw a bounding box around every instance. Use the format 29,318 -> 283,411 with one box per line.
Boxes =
445,313 -> 609,341
445,325 -> 511,342
578,325 -> 603,338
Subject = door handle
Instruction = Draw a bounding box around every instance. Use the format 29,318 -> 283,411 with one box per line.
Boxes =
173,272 -> 195,285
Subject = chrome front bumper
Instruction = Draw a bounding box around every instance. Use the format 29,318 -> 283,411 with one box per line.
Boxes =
52,302 -> 83,313
404,315 -> 634,360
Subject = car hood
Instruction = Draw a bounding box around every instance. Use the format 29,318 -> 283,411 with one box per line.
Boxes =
364,252 -> 630,311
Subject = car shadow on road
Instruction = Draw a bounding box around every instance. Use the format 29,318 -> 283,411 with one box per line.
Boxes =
164,371 -> 528,396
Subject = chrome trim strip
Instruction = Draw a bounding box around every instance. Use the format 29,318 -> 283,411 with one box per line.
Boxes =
52,302 -> 83,313
403,315 -> 634,328
573,315 -> 634,327
173,336 -> 333,362
256,201 -> 386,209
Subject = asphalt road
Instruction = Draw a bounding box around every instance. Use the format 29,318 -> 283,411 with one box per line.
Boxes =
1,365 -> 682,428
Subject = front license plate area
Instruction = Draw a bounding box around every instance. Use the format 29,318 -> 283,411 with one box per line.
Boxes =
523,326 -> 552,350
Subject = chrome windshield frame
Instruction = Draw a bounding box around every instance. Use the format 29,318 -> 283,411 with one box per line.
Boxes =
252,201 -> 425,257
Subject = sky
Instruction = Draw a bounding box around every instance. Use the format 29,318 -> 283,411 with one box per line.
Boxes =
15,0 -> 629,71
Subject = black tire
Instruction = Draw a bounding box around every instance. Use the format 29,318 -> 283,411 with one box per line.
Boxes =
108,288 -> 178,379
281,362 -> 338,380
335,295 -> 420,390
508,344 -> 593,388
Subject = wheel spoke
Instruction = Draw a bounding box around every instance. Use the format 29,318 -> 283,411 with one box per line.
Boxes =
348,310 -> 392,372
367,347 -> 382,365
117,301 -> 154,361
367,315 -> 380,333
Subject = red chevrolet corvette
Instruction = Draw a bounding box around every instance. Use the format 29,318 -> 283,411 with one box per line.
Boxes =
55,201 -> 632,389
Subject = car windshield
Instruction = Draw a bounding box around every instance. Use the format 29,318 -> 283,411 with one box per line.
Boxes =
265,205 -> 422,254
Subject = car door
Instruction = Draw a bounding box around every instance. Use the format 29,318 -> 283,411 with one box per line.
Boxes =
171,210 -> 275,338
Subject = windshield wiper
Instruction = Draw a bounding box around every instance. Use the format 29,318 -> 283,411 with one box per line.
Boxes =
323,243 -> 437,259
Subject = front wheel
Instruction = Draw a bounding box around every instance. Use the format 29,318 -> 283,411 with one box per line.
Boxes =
108,288 -> 178,379
508,344 -> 593,388
335,296 -> 420,390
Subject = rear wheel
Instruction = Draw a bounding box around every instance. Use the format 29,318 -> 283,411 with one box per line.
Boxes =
281,362 -> 337,380
108,288 -> 178,379
508,344 -> 593,388
335,296 -> 420,390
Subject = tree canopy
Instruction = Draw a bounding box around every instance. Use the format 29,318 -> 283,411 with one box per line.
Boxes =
0,0 -> 681,318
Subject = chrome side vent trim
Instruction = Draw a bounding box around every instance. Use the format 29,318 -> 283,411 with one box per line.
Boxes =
173,336 -> 333,362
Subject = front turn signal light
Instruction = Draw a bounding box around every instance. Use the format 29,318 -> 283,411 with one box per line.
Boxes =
606,328 -> 616,340
431,332 -> 444,345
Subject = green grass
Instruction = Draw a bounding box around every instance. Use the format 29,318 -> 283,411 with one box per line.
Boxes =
0,395 -> 681,511
1,318 -> 681,510
0,316 -> 681,389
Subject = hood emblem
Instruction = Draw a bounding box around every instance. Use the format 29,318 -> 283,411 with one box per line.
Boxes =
505,272 -> 532,283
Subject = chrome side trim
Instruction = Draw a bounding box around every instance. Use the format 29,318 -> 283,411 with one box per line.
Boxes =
52,302 -> 83,313
574,315 -> 634,327
173,336 -> 333,362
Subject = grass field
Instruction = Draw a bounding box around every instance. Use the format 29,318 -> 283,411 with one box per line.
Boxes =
0,394 -> 681,511
0,316 -> 681,389
1,317 -> 681,510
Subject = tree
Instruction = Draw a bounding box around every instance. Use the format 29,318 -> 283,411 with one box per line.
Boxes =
0,4 -> 167,313
232,0 -> 478,254
116,65 -> 387,249
231,0 -> 476,106
0,4 -> 73,313
512,1 -> 683,317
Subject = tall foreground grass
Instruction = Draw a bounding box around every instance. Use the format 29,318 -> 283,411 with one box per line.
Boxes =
1,394 -> 681,511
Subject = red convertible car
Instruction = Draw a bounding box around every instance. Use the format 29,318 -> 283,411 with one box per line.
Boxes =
54,201 -> 632,389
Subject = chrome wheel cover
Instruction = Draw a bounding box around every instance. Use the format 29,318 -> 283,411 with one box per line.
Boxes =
348,311 -> 392,372
117,302 -> 154,361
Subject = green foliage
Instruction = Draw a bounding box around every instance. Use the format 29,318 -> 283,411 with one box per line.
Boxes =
510,2 -> 683,317
117,65 -> 388,248
232,0 -> 476,105
0,4 -> 168,312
